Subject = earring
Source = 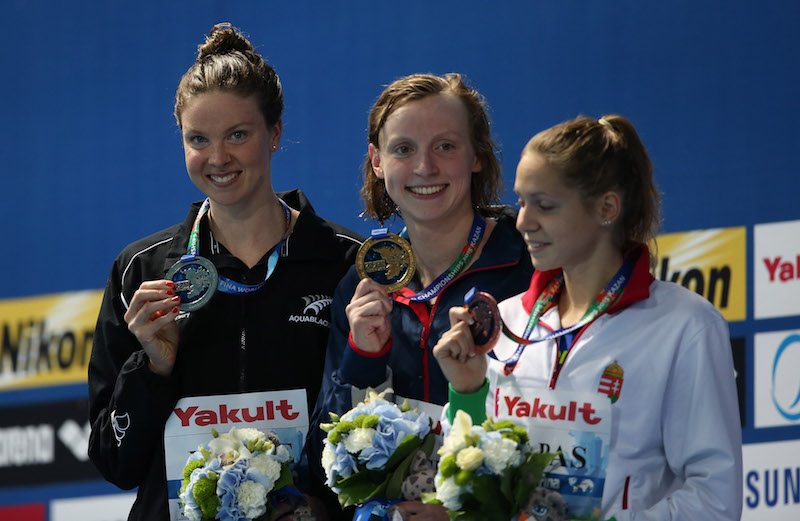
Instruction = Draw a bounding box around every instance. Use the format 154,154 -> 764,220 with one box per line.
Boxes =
603,220 -> 613,226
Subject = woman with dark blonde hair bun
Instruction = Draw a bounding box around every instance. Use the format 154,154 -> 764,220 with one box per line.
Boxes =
310,73 -> 532,520
434,115 -> 742,521
88,23 -> 362,520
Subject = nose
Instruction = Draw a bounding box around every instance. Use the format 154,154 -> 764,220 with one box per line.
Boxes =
208,142 -> 231,167
516,205 -> 539,233
413,149 -> 438,177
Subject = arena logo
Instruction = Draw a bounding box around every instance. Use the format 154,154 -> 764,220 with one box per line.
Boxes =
654,227 -> 746,322
0,424 -> 55,468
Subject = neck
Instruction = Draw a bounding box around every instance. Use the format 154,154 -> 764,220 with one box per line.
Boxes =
207,194 -> 293,268
558,250 -> 625,326
405,210 -> 492,288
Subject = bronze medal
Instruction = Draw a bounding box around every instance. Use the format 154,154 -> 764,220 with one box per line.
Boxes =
465,288 -> 501,354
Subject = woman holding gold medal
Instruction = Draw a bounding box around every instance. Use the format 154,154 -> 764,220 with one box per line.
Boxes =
433,116 -> 742,520
88,24 -> 362,521
310,73 -> 533,520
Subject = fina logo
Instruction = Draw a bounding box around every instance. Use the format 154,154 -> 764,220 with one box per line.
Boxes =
772,334 -> 800,421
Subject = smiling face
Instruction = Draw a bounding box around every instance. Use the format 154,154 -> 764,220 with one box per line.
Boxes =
514,152 -> 614,274
180,91 -> 281,211
369,93 -> 481,228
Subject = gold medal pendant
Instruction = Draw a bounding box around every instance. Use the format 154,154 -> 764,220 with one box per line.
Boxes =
355,230 -> 416,293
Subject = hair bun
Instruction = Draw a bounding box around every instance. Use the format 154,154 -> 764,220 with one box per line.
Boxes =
197,22 -> 254,61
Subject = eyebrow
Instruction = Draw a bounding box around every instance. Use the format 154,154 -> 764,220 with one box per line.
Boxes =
182,121 -> 256,136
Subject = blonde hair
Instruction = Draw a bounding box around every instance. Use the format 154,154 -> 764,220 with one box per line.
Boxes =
361,73 -> 502,223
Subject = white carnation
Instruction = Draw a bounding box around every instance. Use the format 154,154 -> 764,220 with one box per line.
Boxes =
344,427 -> 376,454
237,480 -> 268,518
436,476 -> 463,511
456,446 -> 484,471
482,437 -> 522,474
233,428 -> 265,444
321,442 -> 335,474
250,453 -> 282,483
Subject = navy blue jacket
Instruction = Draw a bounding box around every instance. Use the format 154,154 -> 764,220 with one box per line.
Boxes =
307,207 -> 532,517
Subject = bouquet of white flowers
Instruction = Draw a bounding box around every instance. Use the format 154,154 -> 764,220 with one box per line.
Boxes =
179,427 -> 295,521
424,410 -> 554,521
320,389 -> 435,514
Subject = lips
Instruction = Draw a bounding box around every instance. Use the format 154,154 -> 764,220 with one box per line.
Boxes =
407,184 -> 446,196
208,172 -> 239,184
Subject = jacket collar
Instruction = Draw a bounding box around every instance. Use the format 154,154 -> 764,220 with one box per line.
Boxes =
520,244 -> 654,315
160,189 -> 341,273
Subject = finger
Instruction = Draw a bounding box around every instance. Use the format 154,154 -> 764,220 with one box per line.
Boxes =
353,277 -> 389,299
448,305 -> 474,328
348,297 -> 393,320
126,298 -> 180,339
125,282 -> 177,318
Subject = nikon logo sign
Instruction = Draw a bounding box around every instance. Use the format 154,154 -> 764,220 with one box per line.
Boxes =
654,227 -> 746,322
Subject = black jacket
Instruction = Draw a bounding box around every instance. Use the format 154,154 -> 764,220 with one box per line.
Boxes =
88,190 -> 363,521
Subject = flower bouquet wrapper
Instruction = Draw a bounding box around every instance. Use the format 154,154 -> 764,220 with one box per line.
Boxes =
320,389 -> 437,520
178,426 -> 300,521
422,410 -> 556,521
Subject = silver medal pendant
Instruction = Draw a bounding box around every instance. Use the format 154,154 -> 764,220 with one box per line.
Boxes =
165,255 -> 218,311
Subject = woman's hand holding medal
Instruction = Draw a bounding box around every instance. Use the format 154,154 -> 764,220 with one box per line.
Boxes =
123,279 -> 181,376
432,306 -> 488,395
345,278 -> 394,353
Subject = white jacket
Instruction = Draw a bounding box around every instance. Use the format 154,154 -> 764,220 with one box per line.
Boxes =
483,248 -> 742,521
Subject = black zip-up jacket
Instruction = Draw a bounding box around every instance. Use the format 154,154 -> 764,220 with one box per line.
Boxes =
88,190 -> 363,521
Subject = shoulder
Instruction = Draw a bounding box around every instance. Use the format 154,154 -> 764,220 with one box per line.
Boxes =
628,279 -> 729,345
110,206 -> 198,295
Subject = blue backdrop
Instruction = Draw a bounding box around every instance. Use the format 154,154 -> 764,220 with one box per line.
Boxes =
1,1 -> 798,519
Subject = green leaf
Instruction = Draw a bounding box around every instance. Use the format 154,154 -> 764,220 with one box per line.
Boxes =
334,468 -> 388,508
383,435 -> 424,470
513,451 -> 556,509
420,491 -> 440,505
272,464 -> 294,491
470,474 -> 511,521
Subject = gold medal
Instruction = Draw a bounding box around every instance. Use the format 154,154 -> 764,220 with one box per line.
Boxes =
355,230 -> 416,292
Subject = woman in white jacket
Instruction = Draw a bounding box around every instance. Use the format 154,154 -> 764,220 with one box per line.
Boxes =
433,115 -> 742,521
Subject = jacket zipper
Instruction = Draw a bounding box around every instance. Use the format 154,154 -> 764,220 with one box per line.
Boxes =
239,328 -> 247,391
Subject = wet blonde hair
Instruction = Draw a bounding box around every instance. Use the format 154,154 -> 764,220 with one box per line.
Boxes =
362,73 -> 502,223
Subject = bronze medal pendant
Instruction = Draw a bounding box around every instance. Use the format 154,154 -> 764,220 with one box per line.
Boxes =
355,231 -> 416,293
464,287 -> 501,354
165,254 -> 219,311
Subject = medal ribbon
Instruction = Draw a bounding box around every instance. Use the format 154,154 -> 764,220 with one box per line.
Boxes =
489,260 -> 634,366
184,198 -> 291,295
399,212 -> 486,302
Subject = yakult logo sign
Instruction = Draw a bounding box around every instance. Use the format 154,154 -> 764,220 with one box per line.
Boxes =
493,387 -> 610,433
754,220 -> 800,319
174,399 -> 300,427
167,390 -> 308,434
754,330 -> 800,428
